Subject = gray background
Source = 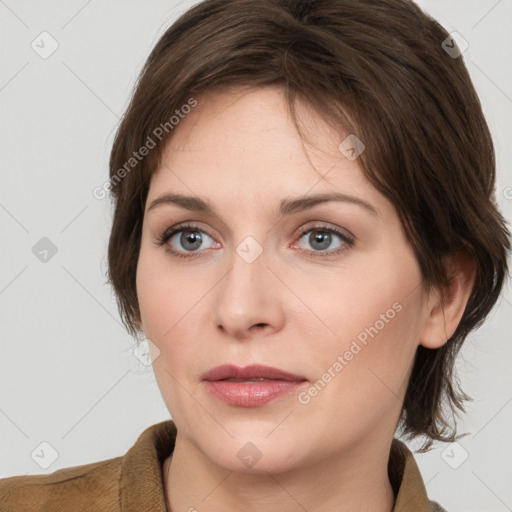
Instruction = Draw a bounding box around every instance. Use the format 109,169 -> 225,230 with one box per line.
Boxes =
0,1 -> 511,510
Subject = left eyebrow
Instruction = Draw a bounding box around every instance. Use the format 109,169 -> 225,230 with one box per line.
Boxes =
278,192 -> 380,218
147,191 -> 380,218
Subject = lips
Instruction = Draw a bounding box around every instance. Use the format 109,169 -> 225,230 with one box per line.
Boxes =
202,364 -> 307,382
202,364 -> 308,407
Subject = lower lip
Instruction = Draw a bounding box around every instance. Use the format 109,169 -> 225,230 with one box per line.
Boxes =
204,379 -> 307,407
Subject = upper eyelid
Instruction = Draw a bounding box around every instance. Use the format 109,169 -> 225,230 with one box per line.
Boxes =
165,222 -> 353,244
297,222 -> 353,237
147,198 -> 379,240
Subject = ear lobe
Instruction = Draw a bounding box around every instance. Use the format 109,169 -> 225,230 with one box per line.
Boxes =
419,247 -> 476,349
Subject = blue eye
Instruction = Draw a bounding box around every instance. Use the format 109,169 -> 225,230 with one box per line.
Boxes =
155,223 -> 214,258
294,225 -> 354,258
155,223 -> 355,259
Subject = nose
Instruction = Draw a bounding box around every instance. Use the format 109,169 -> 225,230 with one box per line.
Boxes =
211,241 -> 286,340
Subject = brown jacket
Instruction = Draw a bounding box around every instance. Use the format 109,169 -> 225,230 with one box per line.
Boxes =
0,420 -> 446,511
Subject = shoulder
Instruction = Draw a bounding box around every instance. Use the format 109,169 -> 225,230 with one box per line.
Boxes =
0,419 -> 176,512
0,455 -> 123,511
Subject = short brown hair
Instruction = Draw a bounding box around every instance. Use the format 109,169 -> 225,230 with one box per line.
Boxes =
106,0 -> 510,449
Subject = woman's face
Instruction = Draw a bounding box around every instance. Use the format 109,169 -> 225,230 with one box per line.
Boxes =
136,86 -> 431,472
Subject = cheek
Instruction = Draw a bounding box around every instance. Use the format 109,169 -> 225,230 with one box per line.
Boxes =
305,251 -> 425,417
135,244 -> 210,373
136,247 -> 199,420
136,243 -> 190,340
291,289 -> 423,448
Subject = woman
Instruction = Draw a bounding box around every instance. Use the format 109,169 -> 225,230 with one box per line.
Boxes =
1,0 -> 509,510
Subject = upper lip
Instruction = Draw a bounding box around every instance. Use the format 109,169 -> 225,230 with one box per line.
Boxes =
202,364 -> 307,382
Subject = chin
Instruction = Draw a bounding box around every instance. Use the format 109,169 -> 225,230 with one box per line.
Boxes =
223,449 -> 300,475
199,432 -> 304,475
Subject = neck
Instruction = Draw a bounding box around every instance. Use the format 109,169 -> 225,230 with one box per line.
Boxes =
163,432 -> 396,512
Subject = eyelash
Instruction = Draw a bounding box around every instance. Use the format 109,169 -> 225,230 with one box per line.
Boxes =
154,222 -> 355,260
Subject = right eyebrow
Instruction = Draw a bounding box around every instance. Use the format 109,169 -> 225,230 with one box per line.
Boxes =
147,193 -> 215,215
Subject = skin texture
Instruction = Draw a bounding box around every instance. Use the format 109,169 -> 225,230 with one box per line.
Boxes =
136,85 -> 475,512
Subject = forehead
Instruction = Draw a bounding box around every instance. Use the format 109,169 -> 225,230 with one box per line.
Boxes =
146,86 -> 387,218
163,85 -> 344,160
